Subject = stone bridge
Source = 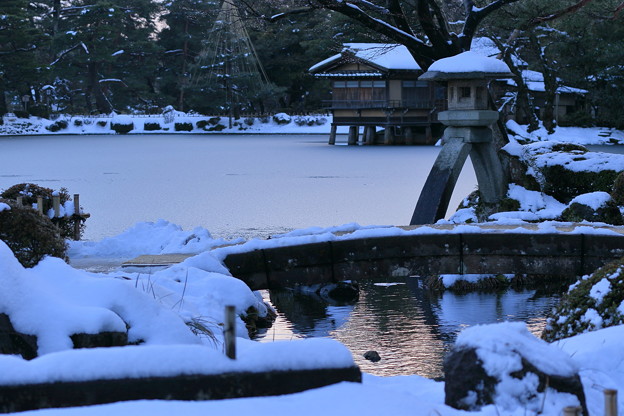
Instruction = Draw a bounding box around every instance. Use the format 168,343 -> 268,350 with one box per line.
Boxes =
219,225 -> 624,290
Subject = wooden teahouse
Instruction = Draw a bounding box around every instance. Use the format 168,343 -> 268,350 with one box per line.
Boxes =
309,43 -> 447,145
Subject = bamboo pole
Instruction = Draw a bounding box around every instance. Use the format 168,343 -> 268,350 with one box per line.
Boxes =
224,305 -> 236,359
73,194 -> 81,241
36,196 -> 44,216
605,389 -> 618,416
52,194 -> 60,218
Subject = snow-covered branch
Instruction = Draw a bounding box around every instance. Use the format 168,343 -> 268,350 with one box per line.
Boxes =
49,42 -> 88,66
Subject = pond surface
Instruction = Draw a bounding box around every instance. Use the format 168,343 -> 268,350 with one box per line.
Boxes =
0,134 -> 476,241
0,133 -> 571,377
256,277 -> 564,378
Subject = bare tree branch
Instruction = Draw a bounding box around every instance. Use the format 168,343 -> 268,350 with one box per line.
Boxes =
527,0 -> 595,26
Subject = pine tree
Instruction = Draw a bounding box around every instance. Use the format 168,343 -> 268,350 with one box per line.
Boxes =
0,0 -> 47,114
49,0 -> 162,113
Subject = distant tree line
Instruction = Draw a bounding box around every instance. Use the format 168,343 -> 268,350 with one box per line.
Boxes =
0,0 -> 622,128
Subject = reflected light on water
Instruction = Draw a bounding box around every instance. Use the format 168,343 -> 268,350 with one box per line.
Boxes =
256,277 -> 562,379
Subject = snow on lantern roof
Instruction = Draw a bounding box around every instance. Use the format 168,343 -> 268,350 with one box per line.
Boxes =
309,43 -> 421,73
420,51 -> 514,81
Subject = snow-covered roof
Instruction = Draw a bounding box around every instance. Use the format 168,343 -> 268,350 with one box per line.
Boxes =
309,43 -> 421,73
508,69 -> 588,94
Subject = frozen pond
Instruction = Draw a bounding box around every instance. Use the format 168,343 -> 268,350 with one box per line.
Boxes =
0,134 -> 477,241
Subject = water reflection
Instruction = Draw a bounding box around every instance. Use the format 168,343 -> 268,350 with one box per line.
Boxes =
257,277 -> 563,379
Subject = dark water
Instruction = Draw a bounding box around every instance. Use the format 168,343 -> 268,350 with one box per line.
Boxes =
256,277 -> 564,379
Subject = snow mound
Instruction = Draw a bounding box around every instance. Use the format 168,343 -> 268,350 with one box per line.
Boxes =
0,240 -> 199,355
68,219 -> 237,259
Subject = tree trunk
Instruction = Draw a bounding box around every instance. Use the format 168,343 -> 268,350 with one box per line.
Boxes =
0,82 -> 8,116
87,62 -> 112,114
530,34 -> 557,134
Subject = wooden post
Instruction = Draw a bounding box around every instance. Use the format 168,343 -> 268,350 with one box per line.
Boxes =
563,406 -> 581,416
605,389 -> 618,416
384,127 -> 394,145
16,196 -> 23,206
348,126 -> 358,145
328,125 -> 337,145
52,194 -> 60,218
364,126 -> 375,145
405,127 -> 414,145
224,305 -> 236,359
73,194 -> 81,241
36,196 -> 44,216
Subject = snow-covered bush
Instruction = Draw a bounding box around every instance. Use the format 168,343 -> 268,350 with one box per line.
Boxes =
560,192 -> 623,224
96,120 -> 107,127
45,119 -> 68,132
542,259 -> 624,342
144,122 -> 161,131
110,121 -> 134,134
612,172 -> 624,205
272,113 -> 291,125
174,122 -> 193,132
521,142 -> 623,203
0,199 -> 67,267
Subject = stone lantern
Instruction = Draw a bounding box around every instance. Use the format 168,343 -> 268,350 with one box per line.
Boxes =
410,52 -> 514,225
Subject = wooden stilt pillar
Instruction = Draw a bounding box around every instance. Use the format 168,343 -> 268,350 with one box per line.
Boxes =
425,125 -> 433,144
383,127 -> 394,145
363,126 -> 375,145
348,126 -> 358,145
328,125 -> 337,145
405,127 -> 414,145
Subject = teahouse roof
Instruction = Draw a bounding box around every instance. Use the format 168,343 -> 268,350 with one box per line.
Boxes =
309,43 -> 421,75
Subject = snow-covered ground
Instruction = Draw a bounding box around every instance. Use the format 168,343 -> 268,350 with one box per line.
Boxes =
2,121 -> 624,415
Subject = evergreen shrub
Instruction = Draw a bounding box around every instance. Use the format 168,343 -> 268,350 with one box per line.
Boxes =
1,183 -> 85,240
542,259 -> 624,342
196,120 -> 209,129
45,120 -> 69,132
13,110 -> 29,119
208,124 -> 226,131
28,105 -> 50,119
144,122 -> 161,131
73,119 -> 83,127
96,120 -> 108,127
208,117 -> 220,126
111,122 -> 134,134
174,122 -> 193,132
0,199 -> 68,268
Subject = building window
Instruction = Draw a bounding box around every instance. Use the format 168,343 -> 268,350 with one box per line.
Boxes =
332,80 -> 386,103
402,80 -> 429,108
459,86 -> 471,99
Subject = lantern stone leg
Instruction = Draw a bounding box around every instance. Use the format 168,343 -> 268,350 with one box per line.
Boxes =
410,137 -> 472,225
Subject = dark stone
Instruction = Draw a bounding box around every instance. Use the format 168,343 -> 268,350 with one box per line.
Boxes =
444,346 -> 587,415
71,332 -> 128,349
363,350 -> 381,362
0,313 -> 37,360
0,366 -> 362,413
444,348 -> 497,410
318,282 -> 359,304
